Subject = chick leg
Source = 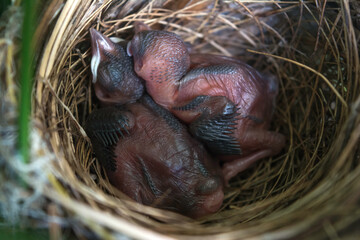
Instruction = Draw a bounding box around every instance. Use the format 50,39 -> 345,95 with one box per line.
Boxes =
222,129 -> 285,183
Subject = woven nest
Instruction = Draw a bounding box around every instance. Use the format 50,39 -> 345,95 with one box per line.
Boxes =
1,0 -> 360,239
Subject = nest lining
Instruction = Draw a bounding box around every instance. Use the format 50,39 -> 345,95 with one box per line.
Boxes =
1,0 -> 360,239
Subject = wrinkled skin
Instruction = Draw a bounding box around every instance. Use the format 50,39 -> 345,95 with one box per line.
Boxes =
127,23 -> 286,182
85,29 -> 224,218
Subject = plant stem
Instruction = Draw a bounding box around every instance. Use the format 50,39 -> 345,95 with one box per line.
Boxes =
19,0 -> 36,163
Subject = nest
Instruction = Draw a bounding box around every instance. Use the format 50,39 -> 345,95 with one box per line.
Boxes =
1,0 -> 360,239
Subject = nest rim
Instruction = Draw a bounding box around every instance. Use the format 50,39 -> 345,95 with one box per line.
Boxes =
10,0 -> 360,239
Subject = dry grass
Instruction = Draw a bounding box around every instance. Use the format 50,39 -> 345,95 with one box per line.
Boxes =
1,0 -> 360,239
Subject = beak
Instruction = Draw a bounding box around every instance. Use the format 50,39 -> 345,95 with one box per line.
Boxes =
89,28 -> 117,83
134,21 -> 151,34
126,41 -> 132,56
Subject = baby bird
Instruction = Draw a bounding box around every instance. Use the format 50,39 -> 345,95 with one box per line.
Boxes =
127,22 -> 285,182
85,28 -> 224,218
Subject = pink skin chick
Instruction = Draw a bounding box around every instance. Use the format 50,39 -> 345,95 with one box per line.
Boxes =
85,28 -> 224,218
127,22 -> 286,183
